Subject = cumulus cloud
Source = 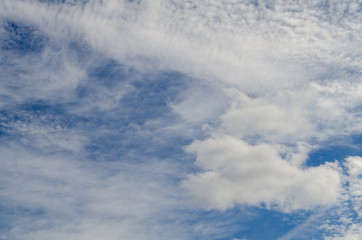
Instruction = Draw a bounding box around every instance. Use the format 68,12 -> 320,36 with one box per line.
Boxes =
346,156 -> 362,177
279,156 -> 362,240
183,136 -> 341,212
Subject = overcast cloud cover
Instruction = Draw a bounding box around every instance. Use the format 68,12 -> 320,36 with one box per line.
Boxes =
0,0 -> 362,239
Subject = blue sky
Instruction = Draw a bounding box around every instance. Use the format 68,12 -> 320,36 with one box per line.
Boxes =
0,1 -> 362,239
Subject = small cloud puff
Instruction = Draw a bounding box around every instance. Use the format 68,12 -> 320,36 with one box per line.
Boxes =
346,156 -> 362,177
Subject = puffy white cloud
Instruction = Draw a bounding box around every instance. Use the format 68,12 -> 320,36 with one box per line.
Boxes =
183,136 -> 342,212
284,156 -> 362,240
346,156 -> 362,177
220,90 -> 314,143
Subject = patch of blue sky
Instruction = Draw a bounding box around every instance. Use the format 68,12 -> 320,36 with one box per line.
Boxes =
230,208 -> 310,240
120,73 -> 185,122
75,62 -> 192,160
307,135 -> 362,167
171,206 -> 315,240
0,204 -> 39,234
1,21 -> 46,54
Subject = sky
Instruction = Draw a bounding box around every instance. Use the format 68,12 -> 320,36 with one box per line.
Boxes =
0,0 -> 361,239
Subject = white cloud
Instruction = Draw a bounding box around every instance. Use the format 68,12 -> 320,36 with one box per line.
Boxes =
345,156 -> 362,220
220,89 -> 314,143
346,156 -> 362,177
2,0 -> 359,86
282,156 -> 362,240
169,80 -> 229,125
0,145 -> 193,240
328,224 -> 362,240
183,135 -> 342,212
